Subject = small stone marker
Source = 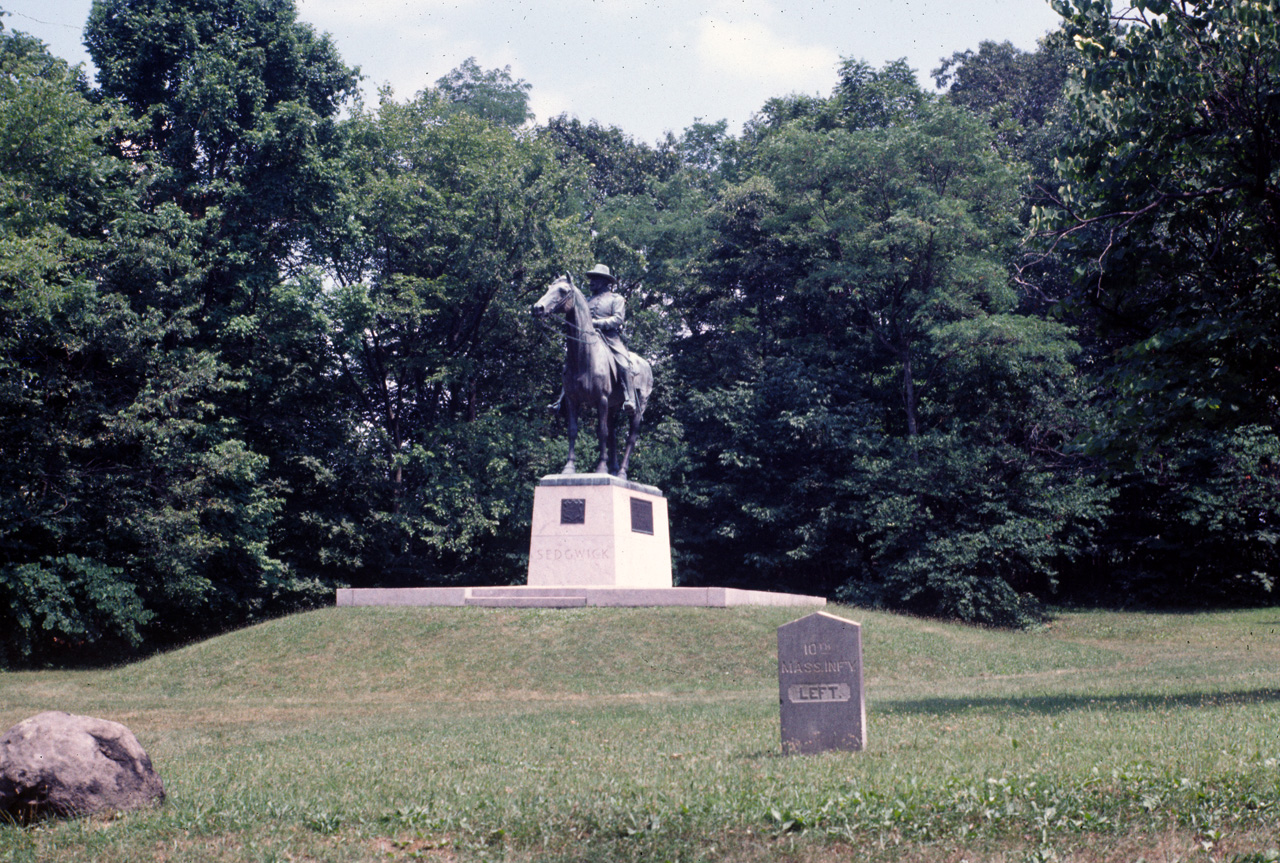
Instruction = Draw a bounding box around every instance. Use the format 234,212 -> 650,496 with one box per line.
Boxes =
777,611 -> 866,754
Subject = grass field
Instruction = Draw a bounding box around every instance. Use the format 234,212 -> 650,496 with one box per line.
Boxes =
3,604 -> 1280,862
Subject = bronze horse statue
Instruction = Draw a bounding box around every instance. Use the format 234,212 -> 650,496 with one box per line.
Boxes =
532,275 -> 653,479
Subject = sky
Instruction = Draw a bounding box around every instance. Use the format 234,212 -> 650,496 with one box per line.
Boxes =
5,0 -> 1065,144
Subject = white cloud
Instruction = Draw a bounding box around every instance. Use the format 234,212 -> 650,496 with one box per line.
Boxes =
528,85 -> 575,127
693,15 -> 839,94
297,0 -> 457,30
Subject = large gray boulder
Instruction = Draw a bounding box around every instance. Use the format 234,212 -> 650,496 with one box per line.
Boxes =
0,711 -> 165,822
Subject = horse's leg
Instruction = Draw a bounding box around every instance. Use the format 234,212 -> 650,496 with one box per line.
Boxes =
563,398 -> 578,474
593,395 -> 610,475
617,406 -> 643,481
607,407 -> 620,476
616,361 -> 651,481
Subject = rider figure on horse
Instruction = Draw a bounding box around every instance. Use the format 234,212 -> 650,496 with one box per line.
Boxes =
549,263 -> 637,415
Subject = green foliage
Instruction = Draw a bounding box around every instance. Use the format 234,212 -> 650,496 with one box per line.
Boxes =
82,0 -> 360,633
671,359 -> 879,596
323,91 -> 590,585
0,555 -> 148,666
1084,424 -> 1280,605
830,56 -> 927,129
0,28 -> 158,664
1044,0 -> 1280,602
934,35 -> 1073,150
543,115 -> 682,211
742,57 -> 925,142
86,0 -> 356,169
1046,0 -> 1280,439
435,56 -> 534,128
933,32 -> 1080,316
0,3 -> 352,665
669,71 -> 1106,624
84,0 -> 358,323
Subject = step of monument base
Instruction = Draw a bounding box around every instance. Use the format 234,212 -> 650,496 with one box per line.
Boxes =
335,586 -> 826,609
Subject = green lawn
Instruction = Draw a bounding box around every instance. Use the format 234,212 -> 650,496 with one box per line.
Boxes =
3,605 -> 1280,861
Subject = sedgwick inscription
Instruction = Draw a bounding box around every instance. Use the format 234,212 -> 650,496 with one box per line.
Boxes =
531,545 -> 611,561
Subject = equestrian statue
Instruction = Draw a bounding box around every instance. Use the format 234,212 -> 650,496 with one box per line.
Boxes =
532,264 -> 653,480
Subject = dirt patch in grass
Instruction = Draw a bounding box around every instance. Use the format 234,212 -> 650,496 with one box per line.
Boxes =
375,835 -> 462,861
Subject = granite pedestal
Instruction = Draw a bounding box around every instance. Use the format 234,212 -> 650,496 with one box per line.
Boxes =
334,474 -> 826,609
527,474 -> 671,588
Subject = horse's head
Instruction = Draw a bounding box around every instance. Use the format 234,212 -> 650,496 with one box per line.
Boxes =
532,276 -> 575,319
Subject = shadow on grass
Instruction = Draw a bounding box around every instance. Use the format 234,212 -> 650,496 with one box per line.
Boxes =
874,687 -> 1280,716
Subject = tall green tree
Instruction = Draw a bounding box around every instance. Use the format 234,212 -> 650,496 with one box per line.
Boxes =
671,64 -> 1105,623
934,36 -> 1072,152
543,116 -> 681,216
0,22 -> 293,661
1044,0 -> 1280,602
75,0 -> 360,645
934,32 -> 1079,312
0,24 -> 153,664
323,89 -> 590,584
435,57 -> 534,128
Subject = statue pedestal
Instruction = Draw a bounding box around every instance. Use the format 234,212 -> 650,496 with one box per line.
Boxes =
335,473 -> 826,607
527,474 -> 672,588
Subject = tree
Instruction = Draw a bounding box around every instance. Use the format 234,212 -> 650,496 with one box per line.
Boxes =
70,0 -> 361,648
0,25 -> 154,664
934,36 -> 1071,142
322,90 -> 590,584
1043,0 -> 1280,602
670,65 -> 1105,623
748,102 -> 1025,446
435,57 -> 534,128
543,116 -> 681,215
830,57 -> 926,130
740,58 -> 925,146
933,32 -> 1080,315
0,22 -> 300,662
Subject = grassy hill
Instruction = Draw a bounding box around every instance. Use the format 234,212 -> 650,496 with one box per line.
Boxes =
3,605 -> 1280,861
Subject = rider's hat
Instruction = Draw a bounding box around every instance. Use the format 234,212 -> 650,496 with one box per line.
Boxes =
585,263 -> 617,284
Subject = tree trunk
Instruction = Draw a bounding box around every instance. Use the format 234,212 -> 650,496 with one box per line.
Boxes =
901,347 -> 920,465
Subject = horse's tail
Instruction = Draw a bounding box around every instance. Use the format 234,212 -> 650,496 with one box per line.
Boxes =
629,353 -> 654,403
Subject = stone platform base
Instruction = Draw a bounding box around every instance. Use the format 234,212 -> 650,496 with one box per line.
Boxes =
527,474 -> 672,588
335,586 -> 826,609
